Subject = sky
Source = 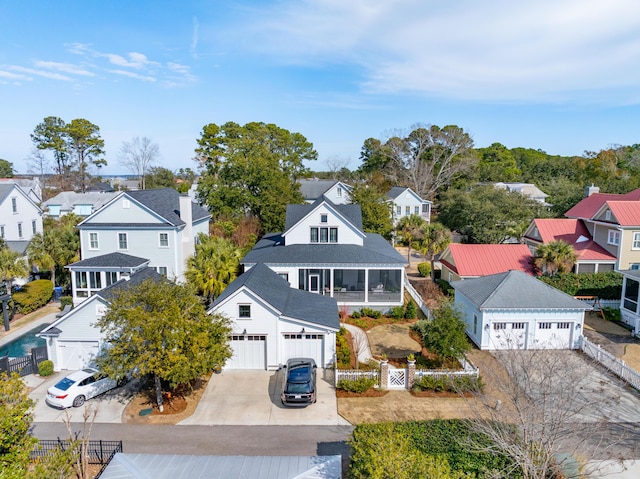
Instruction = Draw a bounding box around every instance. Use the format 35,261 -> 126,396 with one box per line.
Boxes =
2,0 -> 640,176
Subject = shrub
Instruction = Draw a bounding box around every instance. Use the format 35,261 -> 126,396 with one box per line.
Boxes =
417,262 -> 431,277
360,308 -> 381,319
413,374 -> 482,393
351,310 -> 361,319
337,376 -> 376,393
60,296 -> 73,309
38,360 -> 54,377
336,328 -> 351,369
390,305 -> 405,319
12,280 -> 54,314
436,279 -> 454,297
405,300 -> 417,319
538,271 -> 622,300
602,307 -> 622,323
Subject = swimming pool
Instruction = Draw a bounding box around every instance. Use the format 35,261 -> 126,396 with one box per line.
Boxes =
0,323 -> 50,358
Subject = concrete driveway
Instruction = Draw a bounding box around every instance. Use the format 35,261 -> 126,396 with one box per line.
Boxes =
26,372 -> 135,424
179,369 -> 350,426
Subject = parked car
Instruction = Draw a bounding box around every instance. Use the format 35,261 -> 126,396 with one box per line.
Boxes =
46,368 -> 117,408
281,358 -> 317,407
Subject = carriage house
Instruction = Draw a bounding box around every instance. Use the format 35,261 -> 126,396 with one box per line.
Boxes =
241,198 -> 408,313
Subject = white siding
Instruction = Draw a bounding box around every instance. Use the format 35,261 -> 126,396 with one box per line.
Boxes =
323,183 -> 351,205
82,196 -> 162,224
284,204 -> 363,246
0,185 -> 42,242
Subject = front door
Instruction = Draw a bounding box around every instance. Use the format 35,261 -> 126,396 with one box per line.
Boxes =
309,274 -> 320,294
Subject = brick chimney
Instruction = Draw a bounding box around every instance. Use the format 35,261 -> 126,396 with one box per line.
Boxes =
585,184 -> 600,197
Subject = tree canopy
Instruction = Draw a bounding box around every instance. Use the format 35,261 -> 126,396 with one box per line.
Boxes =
95,278 -> 232,410
195,121 -> 316,232
413,301 -> 470,366
0,159 -> 14,177
119,136 -> 160,190
534,240 -> 577,276
349,182 -> 394,240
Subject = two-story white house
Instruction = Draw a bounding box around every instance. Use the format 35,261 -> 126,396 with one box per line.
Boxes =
0,183 -> 43,254
386,187 -> 431,225
298,179 -> 352,205
67,188 -> 210,304
242,198 -> 408,312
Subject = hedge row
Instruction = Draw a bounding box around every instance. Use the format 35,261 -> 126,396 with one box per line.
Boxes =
12,280 -> 54,314
538,271 -> 623,299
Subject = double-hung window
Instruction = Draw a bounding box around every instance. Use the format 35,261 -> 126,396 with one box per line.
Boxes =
405,206 -> 411,216
11,198 -> 17,213
32,220 -> 37,235
239,304 -> 251,319
118,233 -> 128,250
89,233 -> 99,249
17,223 -> 22,238
608,229 -> 620,246
633,232 -> 640,250
414,206 -> 420,215
311,226 -> 337,243
396,206 -> 401,216
159,233 -> 169,247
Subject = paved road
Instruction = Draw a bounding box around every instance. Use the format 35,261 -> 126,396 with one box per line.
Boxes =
32,423 -> 354,457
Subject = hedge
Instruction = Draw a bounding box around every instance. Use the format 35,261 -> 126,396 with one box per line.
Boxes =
12,280 -> 54,314
336,327 -> 351,369
337,377 -> 376,393
413,374 -> 483,393
538,271 -> 622,300
417,262 -> 431,277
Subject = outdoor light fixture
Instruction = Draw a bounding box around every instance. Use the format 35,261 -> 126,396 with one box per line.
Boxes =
301,327 -> 305,334
484,324 -> 490,330
242,329 -> 247,335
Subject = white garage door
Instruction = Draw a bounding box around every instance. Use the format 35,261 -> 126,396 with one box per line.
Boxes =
57,340 -> 100,370
533,322 -> 573,349
283,333 -> 324,366
489,322 -> 527,350
227,335 -> 266,369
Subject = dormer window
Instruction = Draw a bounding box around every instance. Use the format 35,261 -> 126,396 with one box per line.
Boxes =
337,187 -> 342,197
310,227 -> 338,243
605,210 -> 611,221
321,214 -> 328,223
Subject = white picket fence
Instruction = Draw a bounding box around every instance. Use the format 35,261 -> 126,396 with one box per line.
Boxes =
580,337 -> 640,391
335,369 -> 380,388
575,298 -> 620,311
404,273 -> 431,318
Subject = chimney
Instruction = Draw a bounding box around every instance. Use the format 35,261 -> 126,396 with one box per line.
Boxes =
179,194 -> 195,268
585,184 -> 600,197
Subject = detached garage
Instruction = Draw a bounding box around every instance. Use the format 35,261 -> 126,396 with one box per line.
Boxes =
453,270 -> 590,350
209,264 -> 340,370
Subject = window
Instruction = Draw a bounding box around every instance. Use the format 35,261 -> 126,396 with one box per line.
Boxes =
17,223 -> 22,238
122,199 -> 130,209
396,206 -> 401,216
278,273 -> 289,282
105,272 -> 118,286
329,227 -> 338,243
159,233 -> 169,247
32,220 -> 37,235
414,206 -> 420,215
608,229 -> 620,245
76,271 -> 88,289
11,197 -> 17,213
624,278 -> 639,312
493,323 -> 507,330
473,315 -> 478,335
631,264 -> 640,271
634,232 -> 640,250
310,227 -> 318,243
89,233 -> 99,249
0,225 -> 4,238
74,204 -> 92,216
539,323 -> 552,329
118,233 -> 128,250
605,210 -> 611,221
319,227 -> 328,243
405,206 -> 410,215
337,187 -> 342,197
311,227 -> 336,244
320,214 -> 328,223
238,305 -> 251,318
89,272 -> 102,289
557,322 -> 570,329
158,267 -> 167,277
512,322 -> 525,329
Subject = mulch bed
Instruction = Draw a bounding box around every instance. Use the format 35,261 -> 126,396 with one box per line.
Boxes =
409,390 -> 475,398
336,389 -> 389,398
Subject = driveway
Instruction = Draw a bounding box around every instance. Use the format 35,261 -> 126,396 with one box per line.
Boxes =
26,372 -> 135,424
179,369 -> 350,426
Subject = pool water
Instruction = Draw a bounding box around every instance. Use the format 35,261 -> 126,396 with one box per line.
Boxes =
0,323 -> 50,358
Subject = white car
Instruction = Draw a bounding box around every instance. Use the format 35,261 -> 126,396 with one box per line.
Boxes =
46,368 -> 117,408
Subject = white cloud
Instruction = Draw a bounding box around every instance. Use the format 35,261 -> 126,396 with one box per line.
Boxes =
0,70 -> 30,80
33,61 -> 95,76
109,69 -> 157,82
8,66 -> 72,81
103,51 -> 159,69
232,0 -> 640,103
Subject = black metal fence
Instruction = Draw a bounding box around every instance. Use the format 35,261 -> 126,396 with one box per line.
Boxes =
32,439 -> 123,477
0,345 -> 48,376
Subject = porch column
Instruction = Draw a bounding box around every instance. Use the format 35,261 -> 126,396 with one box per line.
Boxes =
364,269 -> 369,303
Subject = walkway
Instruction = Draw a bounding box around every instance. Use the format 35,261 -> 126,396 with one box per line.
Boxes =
341,323 -> 373,363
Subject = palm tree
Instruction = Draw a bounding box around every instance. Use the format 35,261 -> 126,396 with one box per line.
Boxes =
27,220 -> 80,287
416,222 -> 452,280
0,247 -> 29,292
534,240 -> 577,276
186,234 -> 242,306
396,214 -> 428,263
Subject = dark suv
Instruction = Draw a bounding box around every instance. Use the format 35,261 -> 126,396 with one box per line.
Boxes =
281,358 -> 317,407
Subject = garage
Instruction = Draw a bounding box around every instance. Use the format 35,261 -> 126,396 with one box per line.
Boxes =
533,322 -> 573,349
227,335 -> 267,369
57,340 -> 100,370
489,322 -> 528,350
283,333 -> 324,365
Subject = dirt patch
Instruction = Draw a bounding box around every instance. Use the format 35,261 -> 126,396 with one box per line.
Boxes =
336,389 -> 389,398
584,311 -> 631,336
122,374 -> 211,425
622,344 -> 640,371
367,323 -> 422,359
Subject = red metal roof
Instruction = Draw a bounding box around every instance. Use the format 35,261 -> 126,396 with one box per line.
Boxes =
565,187 -> 640,219
606,201 -> 640,227
529,218 -> 616,261
445,243 -> 534,277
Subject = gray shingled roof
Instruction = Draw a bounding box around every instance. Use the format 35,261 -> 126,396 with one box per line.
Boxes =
126,188 -> 210,225
0,183 -> 15,203
42,191 -> 118,213
5,241 -> 29,255
100,453 -> 342,479
284,198 -> 362,232
386,186 -> 409,200
452,270 -> 592,310
67,252 -> 150,269
243,233 -> 407,266
96,267 -> 163,301
298,179 -> 339,201
212,263 -> 340,330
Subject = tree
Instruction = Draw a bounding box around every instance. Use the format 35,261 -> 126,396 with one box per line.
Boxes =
465,350 -> 629,479
0,159 -> 14,177
438,185 -> 548,244
476,142 -> 521,182
370,124 -> 477,200
119,137 -> 160,190
415,222 -> 452,281
145,166 -> 176,189
31,116 -> 69,178
534,240 -> 576,276
395,214 -> 427,262
349,182 -> 394,240
195,121 -> 316,231
27,216 -> 80,287
185,234 -> 242,306
0,247 -> 29,292
65,119 -> 106,193
413,301 -> 470,366
357,138 -> 390,174
95,278 -> 233,411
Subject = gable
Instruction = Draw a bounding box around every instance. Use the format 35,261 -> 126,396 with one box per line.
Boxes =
283,201 -> 364,246
79,193 -> 173,227
600,201 -> 640,227
40,295 -> 108,339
